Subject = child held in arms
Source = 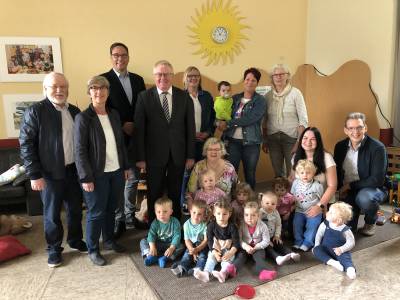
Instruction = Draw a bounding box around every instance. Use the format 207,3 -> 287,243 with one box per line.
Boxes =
140,197 -> 184,268
171,200 -> 208,277
313,202 -> 357,279
214,81 -> 233,122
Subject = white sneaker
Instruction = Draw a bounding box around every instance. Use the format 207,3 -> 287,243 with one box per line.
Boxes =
346,267 -> 356,279
276,254 -> 291,265
327,259 -> 344,272
299,245 -> 310,252
290,252 -> 301,262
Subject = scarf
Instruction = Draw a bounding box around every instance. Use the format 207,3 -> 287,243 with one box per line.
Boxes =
272,83 -> 292,125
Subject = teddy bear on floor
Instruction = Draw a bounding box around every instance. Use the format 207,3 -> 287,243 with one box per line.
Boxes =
0,215 -> 33,236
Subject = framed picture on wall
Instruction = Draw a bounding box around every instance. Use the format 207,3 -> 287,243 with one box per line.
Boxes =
2,94 -> 42,137
0,37 -> 62,82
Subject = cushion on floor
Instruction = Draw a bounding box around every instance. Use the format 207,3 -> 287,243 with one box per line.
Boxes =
0,235 -> 31,262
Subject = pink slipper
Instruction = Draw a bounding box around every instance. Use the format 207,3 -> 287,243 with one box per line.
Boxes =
258,269 -> 277,281
226,264 -> 237,278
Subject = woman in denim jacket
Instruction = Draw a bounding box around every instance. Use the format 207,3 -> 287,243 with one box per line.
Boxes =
219,68 -> 266,189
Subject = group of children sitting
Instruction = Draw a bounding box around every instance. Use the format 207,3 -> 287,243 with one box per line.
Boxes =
140,158 -> 357,283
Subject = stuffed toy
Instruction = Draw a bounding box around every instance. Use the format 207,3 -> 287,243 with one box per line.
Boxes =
0,164 -> 26,186
0,215 -> 33,236
135,196 -> 148,223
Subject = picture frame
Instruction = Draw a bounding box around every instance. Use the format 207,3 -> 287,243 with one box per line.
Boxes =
0,37 -> 62,82
2,94 -> 42,137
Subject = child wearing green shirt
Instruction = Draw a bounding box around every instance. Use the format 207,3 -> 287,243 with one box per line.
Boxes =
140,197 -> 184,268
214,81 -> 233,122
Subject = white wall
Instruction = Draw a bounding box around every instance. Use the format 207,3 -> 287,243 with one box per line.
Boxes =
306,0 -> 397,128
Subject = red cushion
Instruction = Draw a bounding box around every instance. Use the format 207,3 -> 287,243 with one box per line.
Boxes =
0,235 -> 31,262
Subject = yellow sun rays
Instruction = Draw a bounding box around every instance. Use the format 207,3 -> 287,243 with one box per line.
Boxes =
188,0 -> 250,66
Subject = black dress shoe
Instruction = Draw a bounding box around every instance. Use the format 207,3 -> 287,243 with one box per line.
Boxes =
89,252 -> 106,266
103,242 -> 126,253
113,221 -> 126,239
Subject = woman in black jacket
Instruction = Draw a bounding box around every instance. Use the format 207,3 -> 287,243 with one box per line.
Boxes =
74,76 -> 129,266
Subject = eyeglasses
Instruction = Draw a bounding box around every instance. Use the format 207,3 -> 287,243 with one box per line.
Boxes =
272,73 -> 288,77
46,85 -> 67,90
89,86 -> 108,91
207,148 -> 222,152
111,53 -> 128,59
154,72 -> 173,78
187,74 -> 200,79
346,126 -> 365,132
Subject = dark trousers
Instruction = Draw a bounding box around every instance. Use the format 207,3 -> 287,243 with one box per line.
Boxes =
265,241 -> 292,260
344,187 -> 386,231
146,158 -> 185,223
40,165 -> 83,255
233,249 -> 274,274
227,138 -> 260,189
82,169 -> 124,253
313,245 -> 354,270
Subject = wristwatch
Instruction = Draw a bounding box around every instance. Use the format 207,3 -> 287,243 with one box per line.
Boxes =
317,203 -> 325,209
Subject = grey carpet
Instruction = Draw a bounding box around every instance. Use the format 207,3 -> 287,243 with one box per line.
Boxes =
126,213 -> 400,300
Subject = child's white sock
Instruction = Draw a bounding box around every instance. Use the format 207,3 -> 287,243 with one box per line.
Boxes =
194,269 -> 209,283
290,252 -> 301,262
346,267 -> 356,279
276,254 -> 291,265
327,259 -> 344,272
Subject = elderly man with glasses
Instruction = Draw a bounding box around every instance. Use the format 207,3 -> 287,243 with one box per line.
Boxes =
334,112 -> 388,236
135,60 -> 195,223
19,72 -> 86,268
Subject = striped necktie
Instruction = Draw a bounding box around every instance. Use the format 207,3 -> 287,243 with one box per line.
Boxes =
162,92 -> 170,122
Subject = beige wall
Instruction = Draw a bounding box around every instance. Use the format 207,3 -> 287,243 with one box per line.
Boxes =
0,0 -> 307,138
306,0 -> 397,128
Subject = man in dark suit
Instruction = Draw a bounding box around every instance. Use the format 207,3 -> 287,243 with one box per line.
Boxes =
100,42 -> 146,238
135,60 -> 195,222
334,112 -> 387,236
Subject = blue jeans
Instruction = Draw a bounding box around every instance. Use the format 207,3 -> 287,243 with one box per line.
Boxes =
83,169 -> 124,253
140,239 -> 184,261
293,212 -> 322,248
175,242 -> 208,273
115,167 -> 138,224
40,165 -> 83,255
203,249 -> 235,273
227,138 -> 260,189
345,187 -> 387,231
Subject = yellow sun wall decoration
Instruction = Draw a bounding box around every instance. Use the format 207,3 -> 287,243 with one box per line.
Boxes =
188,0 -> 250,66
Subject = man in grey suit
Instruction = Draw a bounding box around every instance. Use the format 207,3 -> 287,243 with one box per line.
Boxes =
135,60 -> 195,222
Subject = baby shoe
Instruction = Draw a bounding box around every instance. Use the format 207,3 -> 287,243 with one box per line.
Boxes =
194,269 -> 210,283
258,269 -> 277,281
158,255 -> 168,268
171,265 -> 184,277
276,254 -> 291,265
212,270 -> 227,283
290,252 -> 301,262
226,264 -> 237,278
144,255 -> 158,266
346,267 -> 356,280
